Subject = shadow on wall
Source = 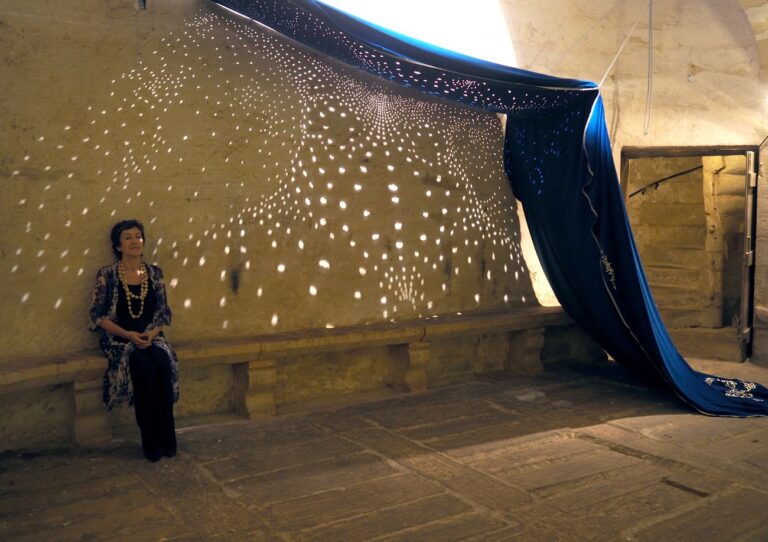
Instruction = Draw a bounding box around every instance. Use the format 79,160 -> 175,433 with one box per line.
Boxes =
2,8 -> 539,359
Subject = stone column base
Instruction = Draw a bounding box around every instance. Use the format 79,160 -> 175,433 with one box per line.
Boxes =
508,327 -> 545,376
404,342 -> 431,392
73,379 -> 111,448
233,359 -> 277,418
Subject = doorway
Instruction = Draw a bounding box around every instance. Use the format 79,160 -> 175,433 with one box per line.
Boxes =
621,147 -> 757,361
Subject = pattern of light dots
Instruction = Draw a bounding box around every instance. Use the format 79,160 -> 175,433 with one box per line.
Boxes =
6,10 -> 536,333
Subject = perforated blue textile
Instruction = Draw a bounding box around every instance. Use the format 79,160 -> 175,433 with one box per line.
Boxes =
212,0 -> 767,416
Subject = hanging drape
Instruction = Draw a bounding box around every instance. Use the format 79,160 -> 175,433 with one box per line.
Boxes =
211,0 -> 767,416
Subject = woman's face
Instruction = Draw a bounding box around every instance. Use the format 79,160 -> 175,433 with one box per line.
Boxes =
118,227 -> 144,259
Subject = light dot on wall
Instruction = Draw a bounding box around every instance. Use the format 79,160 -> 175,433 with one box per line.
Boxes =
354,291 -> 361,299
277,263 -> 286,272
184,298 -> 192,308
271,314 -> 279,326
309,285 -> 317,296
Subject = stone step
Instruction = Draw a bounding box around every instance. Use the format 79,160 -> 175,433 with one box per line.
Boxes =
637,246 -> 707,270
643,266 -> 701,287
643,262 -> 700,271
632,225 -> 705,247
667,327 -> 743,361
648,283 -> 706,307
658,307 -> 704,328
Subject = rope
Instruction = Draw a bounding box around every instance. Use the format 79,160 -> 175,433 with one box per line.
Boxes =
643,0 -> 654,135
628,165 -> 702,198
597,5 -> 645,88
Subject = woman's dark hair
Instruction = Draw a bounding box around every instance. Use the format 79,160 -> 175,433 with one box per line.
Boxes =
110,219 -> 145,260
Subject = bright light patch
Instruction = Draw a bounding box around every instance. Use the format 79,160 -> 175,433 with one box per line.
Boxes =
318,0 -> 516,67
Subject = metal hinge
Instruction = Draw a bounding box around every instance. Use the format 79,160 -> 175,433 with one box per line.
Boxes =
746,250 -> 754,267
748,171 -> 757,188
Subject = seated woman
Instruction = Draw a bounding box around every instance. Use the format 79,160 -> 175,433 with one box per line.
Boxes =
89,219 -> 179,462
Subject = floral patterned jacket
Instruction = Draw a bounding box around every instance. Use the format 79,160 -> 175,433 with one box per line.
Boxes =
89,262 -> 179,410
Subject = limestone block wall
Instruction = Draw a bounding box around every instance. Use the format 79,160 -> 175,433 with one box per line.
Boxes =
1,0 -> 539,367
627,157 -> 708,328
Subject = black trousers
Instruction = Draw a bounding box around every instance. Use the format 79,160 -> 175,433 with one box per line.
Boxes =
128,345 -> 176,459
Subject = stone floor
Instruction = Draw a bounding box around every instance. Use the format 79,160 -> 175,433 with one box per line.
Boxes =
1,358 -> 767,541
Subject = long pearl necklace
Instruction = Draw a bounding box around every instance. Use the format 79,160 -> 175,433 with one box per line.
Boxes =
118,261 -> 149,319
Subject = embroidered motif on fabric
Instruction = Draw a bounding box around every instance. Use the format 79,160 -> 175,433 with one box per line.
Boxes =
601,254 -> 617,290
704,377 -> 763,401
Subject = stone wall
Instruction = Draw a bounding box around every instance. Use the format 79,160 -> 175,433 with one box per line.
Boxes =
626,155 -> 749,331
1,0 -> 539,363
626,156 -> 708,328
0,0 -> 554,450
702,155 -> 748,329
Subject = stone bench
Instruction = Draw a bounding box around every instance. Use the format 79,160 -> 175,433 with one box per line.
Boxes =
0,306 -> 579,450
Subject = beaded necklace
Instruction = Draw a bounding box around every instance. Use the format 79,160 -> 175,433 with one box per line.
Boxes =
118,261 -> 149,319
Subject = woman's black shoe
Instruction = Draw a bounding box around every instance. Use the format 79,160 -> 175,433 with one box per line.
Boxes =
144,449 -> 162,462
161,447 -> 176,458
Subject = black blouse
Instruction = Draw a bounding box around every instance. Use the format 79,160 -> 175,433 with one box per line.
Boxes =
116,279 -> 157,336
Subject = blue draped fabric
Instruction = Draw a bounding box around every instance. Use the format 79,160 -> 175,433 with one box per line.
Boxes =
212,0 -> 768,416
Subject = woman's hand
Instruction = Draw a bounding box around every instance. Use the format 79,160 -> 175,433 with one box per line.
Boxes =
127,331 -> 152,349
146,327 -> 162,342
